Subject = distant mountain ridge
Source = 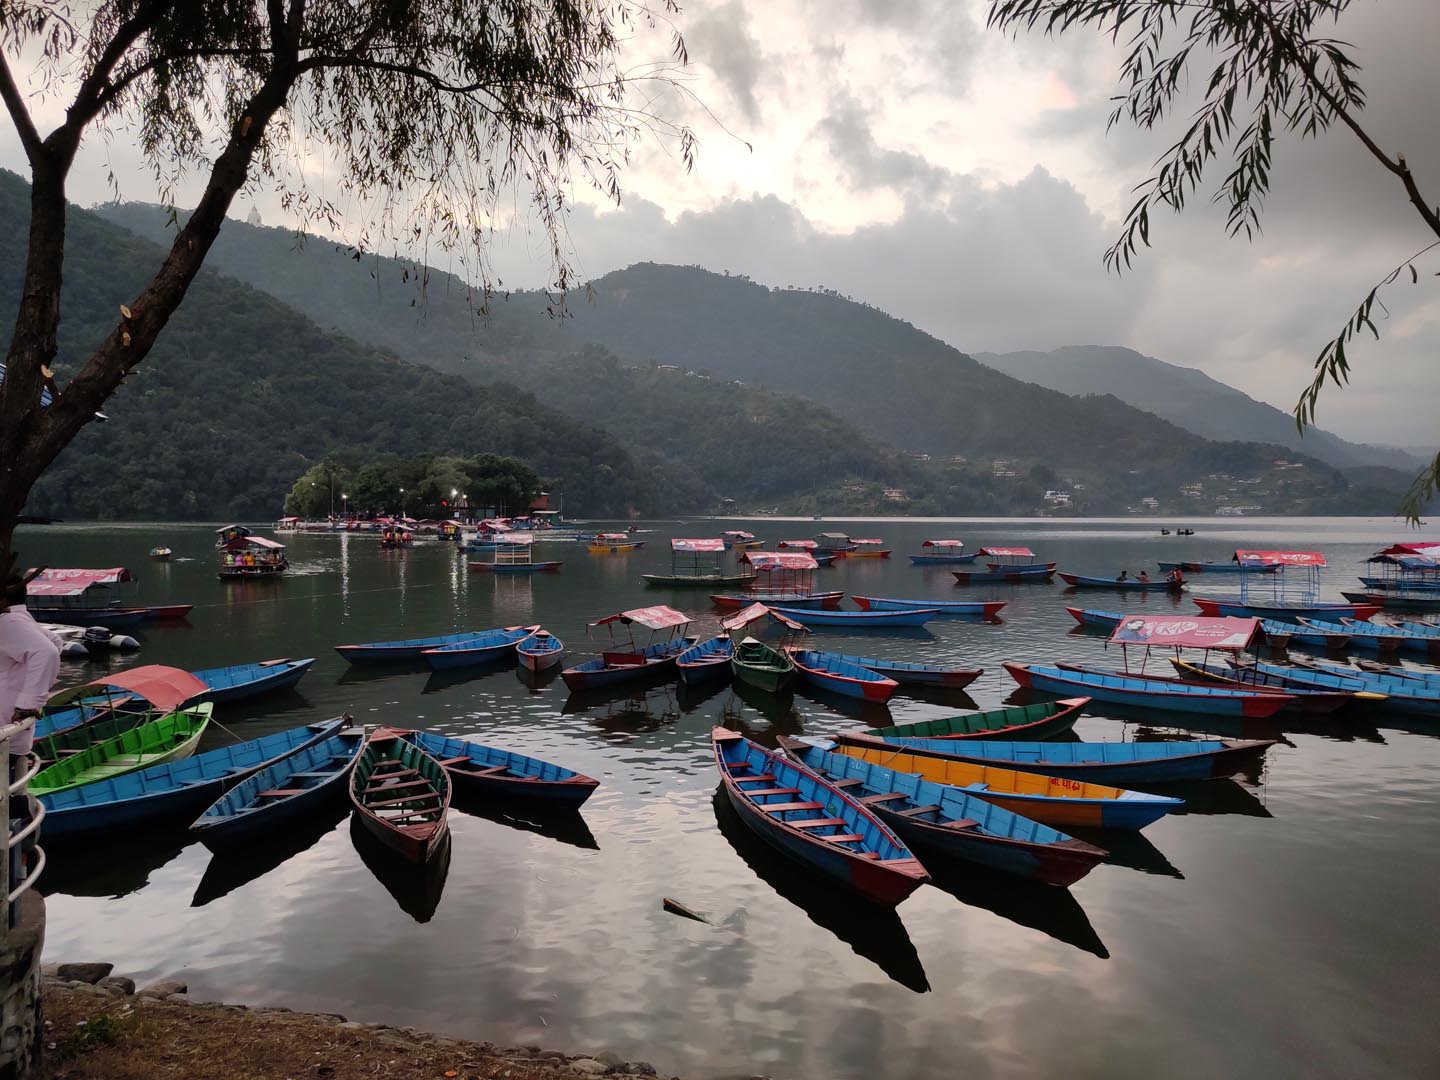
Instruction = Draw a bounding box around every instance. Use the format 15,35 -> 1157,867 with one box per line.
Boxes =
974,345 -> 1425,472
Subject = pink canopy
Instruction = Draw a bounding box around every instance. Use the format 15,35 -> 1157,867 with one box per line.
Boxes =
27,567 -> 134,597
590,605 -> 691,631
1234,550 -> 1325,567
279,516 -> 301,523
777,540 -> 818,549
228,534 -> 285,551
922,539 -> 964,549
1375,542 -> 1440,557
672,538 -> 725,553
978,546 -> 1034,558
494,532 -> 534,545
852,538 -> 886,546
78,665 -> 208,711
1109,616 -> 1260,651
744,551 -> 818,572
721,603 -> 808,634
479,519 -> 512,532
722,530 -> 756,540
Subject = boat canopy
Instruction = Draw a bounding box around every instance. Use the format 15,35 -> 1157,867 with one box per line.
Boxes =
852,538 -> 886,546
70,664 -> 208,711
672,538 -> 725,553
1373,542 -> 1440,558
1370,553 -> 1440,569
816,532 -> 851,541
278,515 -> 301,523
228,534 -> 286,551
595,532 -> 633,541
1109,615 -> 1260,651
978,546 -> 1034,557
591,605 -> 691,631
27,567 -> 135,597
744,551 -> 819,572
721,603 -> 809,635
722,530 -> 756,540
486,532 -> 533,546
922,539 -> 964,549
479,519 -> 512,532
776,539 -> 817,549
1233,549 -> 1325,567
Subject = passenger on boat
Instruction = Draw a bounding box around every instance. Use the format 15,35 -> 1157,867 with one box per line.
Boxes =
1116,569 -> 1129,582
1138,570 -> 1150,583
1167,568 -> 1184,586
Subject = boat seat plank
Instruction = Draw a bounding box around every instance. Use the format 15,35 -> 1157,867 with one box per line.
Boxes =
829,778 -> 863,789
364,778 -> 430,794
466,765 -> 509,777
288,771 -> 336,780
819,833 -> 865,843
367,792 -> 441,810
941,818 -> 980,831
859,792 -> 909,805
734,773 -> 777,784
744,787 -> 800,797
790,817 -> 847,829
896,804 -> 942,818
602,651 -> 649,667
370,760 -> 411,771
256,788 -> 308,798
758,801 -> 823,813
434,756 -> 474,767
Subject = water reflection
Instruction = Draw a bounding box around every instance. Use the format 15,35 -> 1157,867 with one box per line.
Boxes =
422,656 -> 518,694
923,860 -> 1110,959
1067,827 -> 1183,879
711,789 -> 930,994
564,684 -> 682,736
192,808 -> 347,906
41,828 -> 191,899
1142,779 -> 1272,818
791,682 -> 892,729
349,813 -> 452,923
450,790 -> 599,851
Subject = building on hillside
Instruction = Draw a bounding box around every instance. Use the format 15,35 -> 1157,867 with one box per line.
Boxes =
246,205 -> 262,226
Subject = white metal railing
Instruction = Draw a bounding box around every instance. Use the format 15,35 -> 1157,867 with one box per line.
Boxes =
0,715 -> 44,931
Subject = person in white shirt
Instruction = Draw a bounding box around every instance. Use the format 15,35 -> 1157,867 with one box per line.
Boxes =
0,571 -> 62,762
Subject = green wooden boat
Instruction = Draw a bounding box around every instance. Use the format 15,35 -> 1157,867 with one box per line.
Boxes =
731,636 -> 796,693
33,706 -> 157,766
30,703 -> 213,796
864,698 -> 1088,742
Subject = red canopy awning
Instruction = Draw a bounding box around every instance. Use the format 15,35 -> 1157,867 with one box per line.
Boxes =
777,540 -> 817,549
744,551 -> 818,571
26,567 -> 134,597
1233,550 -> 1325,567
852,538 -> 886,546
77,665 -> 209,711
1374,542 -> 1440,557
978,546 -> 1034,558
594,532 -> 632,541
721,603 -> 809,634
227,534 -> 286,550
922,539 -> 964,549
1109,616 -> 1260,651
722,530 -> 756,540
590,605 -> 691,631
672,538 -> 725,553
495,532 -> 534,545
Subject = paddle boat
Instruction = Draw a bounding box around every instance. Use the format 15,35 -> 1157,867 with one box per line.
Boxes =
587,533 -> 646,554
791,649 -> 981,688
712,728 -> 929,906
1065,606 -> 1125,630
421,625 -> 542,670
39,717 -> 349,839
643,538 -> 756,587
1058,571 -> 1183,591
1353,658 -> 1440,686
838,730 -> 1278,785
769,605 -> 941,629
722,603 -> 807,693
846,538 -> 891,559
216,526 -> 288,579
148,546 -> 172,561
30,703 -> 214,796
675,635 -> 733,684
468,533 -> 563,573
516,630 -> 566,673
1288,616 -> 1411,655
952,547 -> 1056,584
868,699 -> 1087,741
1240,659 -> 1440,717
335,629 -> 496,664
350,728 -> 451,864
828,740 -> 1184,831
190,727 -> 363,851
779,738 -> 1106,887
853,596 -> 1006,618
1168,658 -> 1378,714
189,657 -> 315,704
786,649 -> 899,702
908,539 -> 978,565
402,730 -> 599,806
561,605 -> 697,691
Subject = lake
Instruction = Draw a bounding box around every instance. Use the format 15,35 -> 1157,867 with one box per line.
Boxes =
22,517 -> 1440,1080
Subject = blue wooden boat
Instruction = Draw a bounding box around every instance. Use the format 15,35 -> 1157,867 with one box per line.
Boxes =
710,591 -> 845,611
190,728 -> 363,851
28,606 -> 147,629
1169,659 -> 1376,714
838,729 -> 1278,784
796,649 -> 982,688
189,658 -> 315,704
1334,617 -> 1440,659
908,540 -> 978,565
421,625 -> 541,670
1357,577 -> 1440,591
1158,560 -> 1281,575
1065,606 -> 1124,630
770,606 -> 940,628
1245,659 -> 1440,717
787,649 -> 898,702
336,630 -> 495,664
1003,661 -> 1293,718
516,630 -> 565,673
38,717 -> 349,839
35,696 -> 149,741
676,635 -> 733,684
1386,618 -> 1440,639
712,727 -> 928,906
402,730 -> 599,806
560,636 -> 698,691
872,699 -> 1086,740
951,564 -> 1056,584
780,738 -> 1106,887
1343,589 -> 1440,613
1193,598 -> 1382,621
853,596 -> 1006,618
1289,617 -> 1408,654
1257,618 -> 1350,649
1352,659 -> 1440,686
1058,572 -> 1182,591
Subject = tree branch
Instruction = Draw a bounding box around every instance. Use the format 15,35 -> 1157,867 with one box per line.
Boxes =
0,53 -> 43,165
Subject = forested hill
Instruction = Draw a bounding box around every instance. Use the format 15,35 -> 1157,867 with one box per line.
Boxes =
0,171 -> 649,520
975,345 -> 1425,472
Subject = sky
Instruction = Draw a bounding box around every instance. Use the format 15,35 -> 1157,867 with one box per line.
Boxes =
3,0 -> 1438,446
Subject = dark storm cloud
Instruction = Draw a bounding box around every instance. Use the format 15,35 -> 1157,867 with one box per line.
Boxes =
814,93 -> 952,198
686,0 -> 765,123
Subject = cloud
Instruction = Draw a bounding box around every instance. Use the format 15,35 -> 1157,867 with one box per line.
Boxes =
686,0 -> 765,123
814,93 -> 951,198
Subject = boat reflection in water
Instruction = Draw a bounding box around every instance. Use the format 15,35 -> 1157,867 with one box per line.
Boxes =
449,786 -> 599,852
710,788 -> 930,995
421,654 -> 518,694
1141,778 -> 1272,819
923,859 -> 1110,960
563,684 -> 681,736
191,806 -> 348,907
1065,826 -> 1183,880
349,812 -> 452,923
791,681 -> 894,730
41,827 -> 191,900
515,664 -> 563,694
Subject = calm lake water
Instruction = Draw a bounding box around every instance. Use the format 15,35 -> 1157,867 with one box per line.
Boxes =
21,517 -> 1440,1079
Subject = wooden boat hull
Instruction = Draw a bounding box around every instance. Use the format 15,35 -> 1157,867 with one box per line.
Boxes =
1193,598 -> 1382,621
871,698 -> 1087,741
1343,590 -> 1440,613
560,637 -> 697,691
709,591 -> 844,611
853,596 -> 1006,617
350,729 -> 451,865
190,658 -> 314,705
714,729 -> 928,906
731,639 -> 795,694
517,632 -> 565,672
1157,561 -> 1280,574
642,572 -> 758,587
28,606 -> 147,629
788,649 -> 898,702
336,630 -> 495,664
421,626 -> 540,670
845,550 -> 891,559
952,565 -> 1056,584
469,560 -> 563,573
1335,617 -> 1440,659
1169,659 -> 1361,715
908,552 -> 979,565
217,566 -> 286,580
1260,618 -> 1349,649
770,606 -> 940,628
404,730 -> 598,806
191,730 -> 362,851
1058,573 -> 1181,591
842,729 -> 1277,784
588,541 -> 645,553
809,650 -> 982,688
30,705 -> 213,796
1003,661 -> 1291,718
1251,659 -> 1440,716
676,636 -> 733,684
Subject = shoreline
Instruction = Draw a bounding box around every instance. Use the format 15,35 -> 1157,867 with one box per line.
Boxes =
40,963 -> 697,1080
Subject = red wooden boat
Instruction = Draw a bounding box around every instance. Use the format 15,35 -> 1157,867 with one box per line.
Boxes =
349,728 -> 451,865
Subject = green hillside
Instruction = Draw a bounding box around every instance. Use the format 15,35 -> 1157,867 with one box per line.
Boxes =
0,172 -> 648,520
